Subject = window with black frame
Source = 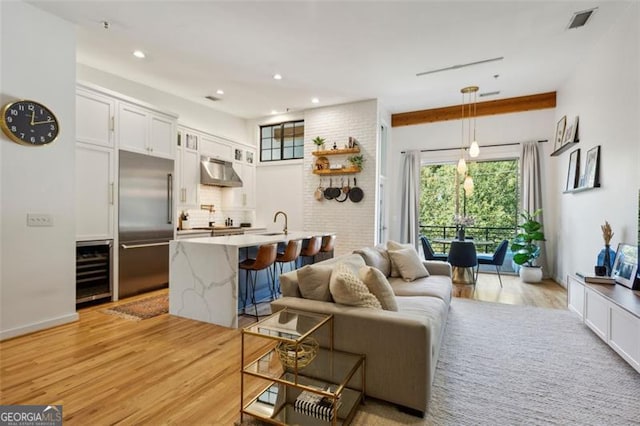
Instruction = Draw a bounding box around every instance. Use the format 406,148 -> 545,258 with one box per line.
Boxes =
260,120 -> 304,162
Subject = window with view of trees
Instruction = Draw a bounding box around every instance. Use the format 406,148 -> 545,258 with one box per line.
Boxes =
260,120 -> 304,162
419,159 -> 519,246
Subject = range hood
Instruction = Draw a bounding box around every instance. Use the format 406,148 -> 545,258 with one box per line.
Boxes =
200,156 -> 243,187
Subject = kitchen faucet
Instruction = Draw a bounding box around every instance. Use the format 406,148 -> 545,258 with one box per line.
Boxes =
273,211 -> 288,235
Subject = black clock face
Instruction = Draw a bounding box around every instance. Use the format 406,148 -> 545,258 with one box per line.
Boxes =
1,100 -> 59,146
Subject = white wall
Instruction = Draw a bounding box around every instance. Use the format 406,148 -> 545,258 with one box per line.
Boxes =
78,64 -> 249,144
390,109 -> 557,270
553,2 -> 639,285
1,2 -> 78,339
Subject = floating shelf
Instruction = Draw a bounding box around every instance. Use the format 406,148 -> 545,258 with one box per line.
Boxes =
313,166 -> 361,175
312,147 -> 360,156
551,140 -> 579,157
563,183 -> 601,194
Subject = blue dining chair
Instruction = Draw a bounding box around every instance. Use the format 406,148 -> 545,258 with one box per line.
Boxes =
476,239 -> 509,287
420,236 -> 448,261
448,241 -> 478,285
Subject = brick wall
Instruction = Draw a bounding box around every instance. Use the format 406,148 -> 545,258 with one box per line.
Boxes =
303,100 -> 378,256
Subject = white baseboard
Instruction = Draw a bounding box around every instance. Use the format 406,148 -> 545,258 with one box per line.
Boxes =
0,312 -> 79,341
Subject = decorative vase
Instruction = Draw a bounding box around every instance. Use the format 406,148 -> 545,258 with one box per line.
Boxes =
597,245 -> 616,276
457,227 -> 466,241
519,265 -> 543,283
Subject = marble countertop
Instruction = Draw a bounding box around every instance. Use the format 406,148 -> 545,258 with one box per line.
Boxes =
176,230 -> 334,248
176,227 -> 267,235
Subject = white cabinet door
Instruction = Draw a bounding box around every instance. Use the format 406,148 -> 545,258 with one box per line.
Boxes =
76,143 -> 114,240
201,135 -> 232,161
118,103 -> 148,154
242,162 -> 255,209
585,287 -> 609,340
567,275 -> 585,320
150,114 -> 175,159
76,88 -> 115,148
609,305 -> 640,371
182,148 -> 199,206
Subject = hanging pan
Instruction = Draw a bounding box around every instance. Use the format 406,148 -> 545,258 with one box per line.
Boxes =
349,177 -> 364,203
314,179 -> 324,201
324,178 -> 340,200
336,178 -> 349,202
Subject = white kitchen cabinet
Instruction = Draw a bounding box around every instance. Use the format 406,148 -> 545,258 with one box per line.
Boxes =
118,102 -> 176,159
76,142 -> 115,240
222,159 -> 255,209
584,287 -> 609,340
76,88 -> 115,148
567,275 -> 585,320
201,135 -> 232,161
175,127 -> 200,207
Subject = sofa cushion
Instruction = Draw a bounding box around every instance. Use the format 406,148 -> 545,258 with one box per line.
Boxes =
359,266 -> 398,311
329,263 -> 382,309
297,264 -> 333,302
354,247 -> 391,277
395,296 -> 448,359
386,241 -> 414,277
389,275 -> 452,305
388,247 -> 430,282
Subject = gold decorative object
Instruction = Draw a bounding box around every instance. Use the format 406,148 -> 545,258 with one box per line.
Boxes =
601,221 -> 614,245
275,337 -> 319,369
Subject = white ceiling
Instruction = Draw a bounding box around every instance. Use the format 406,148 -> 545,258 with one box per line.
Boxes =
30,1 -> 630,119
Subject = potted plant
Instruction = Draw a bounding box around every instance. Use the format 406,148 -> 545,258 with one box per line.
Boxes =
348,154 -> 364,170
511,209 -> 545,283
312,136 -> 326,151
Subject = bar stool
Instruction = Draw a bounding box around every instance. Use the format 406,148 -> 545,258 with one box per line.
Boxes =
239,243 -> 277,320
298,236 -> 322,267
447,241 -> 478,285
273,239 -> 303,294
316,234 -> 336,262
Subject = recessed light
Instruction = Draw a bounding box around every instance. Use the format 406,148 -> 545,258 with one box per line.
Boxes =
311,98 -> 319,104
133,50 -> 146,59
273,74 -> 282,80
216,89 -> 224,95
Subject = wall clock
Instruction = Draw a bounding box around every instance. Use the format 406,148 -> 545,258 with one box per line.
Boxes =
0,100 -> 60,146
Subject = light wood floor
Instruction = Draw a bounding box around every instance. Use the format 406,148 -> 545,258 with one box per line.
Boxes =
0,273 -> 566,425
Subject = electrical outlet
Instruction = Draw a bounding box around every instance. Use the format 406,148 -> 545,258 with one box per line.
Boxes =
27,213 -> 53,227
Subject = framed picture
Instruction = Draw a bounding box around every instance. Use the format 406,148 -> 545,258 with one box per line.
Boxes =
584,145 -> 600,188
566,148 -> 580,190
246,151 -> 254,164
185,133 -> 198,150
235,148 -> 243,161
563,116 -> 579,146
555,116 -> 567,151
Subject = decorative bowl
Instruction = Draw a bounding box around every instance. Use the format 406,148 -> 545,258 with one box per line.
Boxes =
275,337 -> 319,369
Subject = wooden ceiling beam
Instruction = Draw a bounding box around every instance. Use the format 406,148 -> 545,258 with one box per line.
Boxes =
391,91 -> 556,127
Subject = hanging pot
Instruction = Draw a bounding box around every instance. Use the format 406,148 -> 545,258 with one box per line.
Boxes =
324,179 -> 340,200
349,177 -> 364,203
336,178 -> 349,202
342,177 -> 350,194
314,179 -> 324,201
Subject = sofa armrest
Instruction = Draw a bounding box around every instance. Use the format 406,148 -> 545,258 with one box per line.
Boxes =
423,260 -> 452,277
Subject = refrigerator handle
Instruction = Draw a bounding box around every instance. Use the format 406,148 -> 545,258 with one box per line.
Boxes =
167,173 -> 173,224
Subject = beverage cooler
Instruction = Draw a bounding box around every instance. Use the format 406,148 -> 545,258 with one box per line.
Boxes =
76,240 -> 113,304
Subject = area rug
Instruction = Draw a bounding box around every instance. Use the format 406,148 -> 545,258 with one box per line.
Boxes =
239,299 -> 640,425
102,295 -> 168,320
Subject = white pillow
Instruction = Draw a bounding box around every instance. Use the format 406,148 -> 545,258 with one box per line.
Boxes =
297,264 -> 333,302
329,263 -> 382,309
388,247 -> 430,282
359,266 -> 398,311
386,241 -> 416,277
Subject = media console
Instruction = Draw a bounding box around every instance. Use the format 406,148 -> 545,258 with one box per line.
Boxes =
567,275 -> 640,373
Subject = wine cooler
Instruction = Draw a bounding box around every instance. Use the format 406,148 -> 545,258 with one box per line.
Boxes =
76,240 -> 113,304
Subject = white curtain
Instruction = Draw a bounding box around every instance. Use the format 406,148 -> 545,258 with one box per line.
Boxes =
520,141 -> 550,277
400,150 -> 421,249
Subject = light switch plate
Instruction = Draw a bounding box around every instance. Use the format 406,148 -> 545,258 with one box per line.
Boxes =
27,213 -> 53,227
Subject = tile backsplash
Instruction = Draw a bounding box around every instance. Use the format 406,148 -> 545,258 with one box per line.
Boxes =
178,185 -> 255,228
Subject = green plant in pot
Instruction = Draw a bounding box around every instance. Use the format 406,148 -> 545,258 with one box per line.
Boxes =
511,209 -> 545,283
312,136 -> 326,151
348,154 -> 364,170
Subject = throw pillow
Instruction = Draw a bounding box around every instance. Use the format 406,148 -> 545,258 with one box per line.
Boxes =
329,263 -> 382,309
359,266 -> 398,311
353,247 -> 391,277
388,247 -> 430,282
297,264 -> 333,302
386,241 -> 414,277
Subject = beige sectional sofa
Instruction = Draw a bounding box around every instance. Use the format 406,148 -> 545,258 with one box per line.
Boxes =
270,245 -> 452,417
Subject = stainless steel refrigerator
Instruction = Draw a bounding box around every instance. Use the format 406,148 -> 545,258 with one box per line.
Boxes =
118,150 -> 174,298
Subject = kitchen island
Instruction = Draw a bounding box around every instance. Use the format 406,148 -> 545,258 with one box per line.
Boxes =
169,231 -> 334,328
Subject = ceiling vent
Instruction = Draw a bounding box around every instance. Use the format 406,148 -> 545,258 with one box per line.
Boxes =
479,91 -> 500,98
567,7 -> 597,29
416,56 -> 504,77
205,95 -> 220,102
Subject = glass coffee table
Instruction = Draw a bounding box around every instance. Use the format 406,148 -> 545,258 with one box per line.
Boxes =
240,308 -> 365,425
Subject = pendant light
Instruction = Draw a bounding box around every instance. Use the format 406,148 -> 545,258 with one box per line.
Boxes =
458,86 -> 479,193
